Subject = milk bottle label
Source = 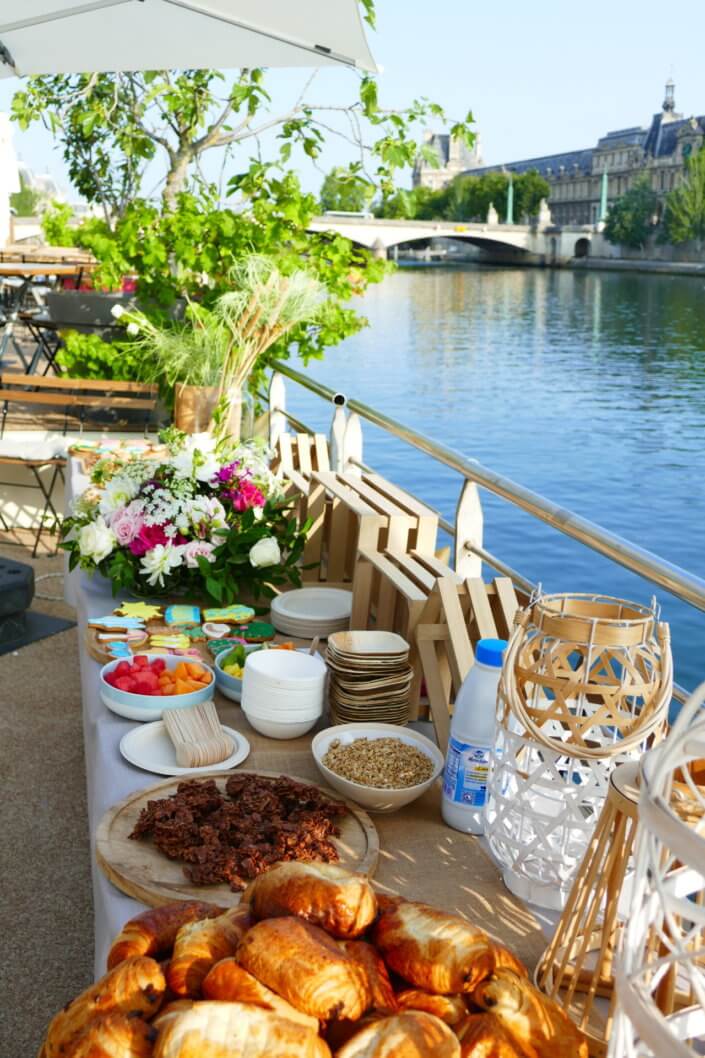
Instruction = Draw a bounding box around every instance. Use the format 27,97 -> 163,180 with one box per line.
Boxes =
442,737 -> 490,807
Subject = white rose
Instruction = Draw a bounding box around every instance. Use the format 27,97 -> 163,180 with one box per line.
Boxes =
249,536 -> 281,568
78,516 -> 116,563
111,304 -> 125,319
99,474 -> 139,517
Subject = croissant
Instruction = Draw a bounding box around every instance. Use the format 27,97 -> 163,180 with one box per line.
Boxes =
151,1000 -> 197,1033
167,905 -> 252,997
201,958 -> 319,1030
334,1011 -> 460,1058
244,862 -> 377,939
107,902 -> 223,969
491,945 -> 528,979
152,1000 -> 331,1058
396,990 -> 467,1026
373,900 -> 495,994
236,917 -> 371,1021
44,957 -> 165,1058
340,941 -> 397,1015
471,971 -> 589,1058
62,1012 -> 155,1058
456,1013 -> 523,1057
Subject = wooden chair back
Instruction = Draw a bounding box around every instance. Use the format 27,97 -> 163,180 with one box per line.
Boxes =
416,576 -> 524,750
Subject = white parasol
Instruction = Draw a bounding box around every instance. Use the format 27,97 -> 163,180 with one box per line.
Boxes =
0,0 -> 377,77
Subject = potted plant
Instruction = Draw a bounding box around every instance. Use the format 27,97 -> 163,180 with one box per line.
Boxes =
113,255 -> 324,437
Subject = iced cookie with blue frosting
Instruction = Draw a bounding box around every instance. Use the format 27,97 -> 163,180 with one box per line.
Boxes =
202,604 -> 255,625
164,605 -> 201,627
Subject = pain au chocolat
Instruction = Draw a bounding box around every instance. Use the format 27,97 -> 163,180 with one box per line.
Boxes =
373,900 -> 504,994
471,970 -> 589,1058
152,1000 -> 331,1058
243,862 -> 377,939
201,958 -> 319,1030
335,1011 -> 460,1058
236,917 -> 371,1021
43,957 -> 165,1058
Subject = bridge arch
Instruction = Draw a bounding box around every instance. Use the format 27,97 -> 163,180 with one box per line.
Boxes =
574,236 -> 591,258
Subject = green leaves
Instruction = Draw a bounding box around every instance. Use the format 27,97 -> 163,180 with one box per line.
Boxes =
605,177 -> 660,249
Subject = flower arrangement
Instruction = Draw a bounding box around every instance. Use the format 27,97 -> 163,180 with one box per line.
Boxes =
62,430 -> 309,603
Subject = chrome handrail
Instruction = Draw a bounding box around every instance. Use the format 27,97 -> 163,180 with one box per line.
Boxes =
272,360 -> 705,615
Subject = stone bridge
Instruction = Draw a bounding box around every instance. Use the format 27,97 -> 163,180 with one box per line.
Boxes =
307,214 -> 608,264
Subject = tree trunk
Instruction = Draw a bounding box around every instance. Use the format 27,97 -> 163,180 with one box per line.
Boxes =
163,149 -> 194,211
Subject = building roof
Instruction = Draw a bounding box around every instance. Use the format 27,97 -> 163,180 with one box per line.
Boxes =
464,147 -> 594,179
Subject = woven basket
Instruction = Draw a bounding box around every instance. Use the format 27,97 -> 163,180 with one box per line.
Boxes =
504,593 -> 672,759
611,680 -> 705,1058
485,591 -> 672,910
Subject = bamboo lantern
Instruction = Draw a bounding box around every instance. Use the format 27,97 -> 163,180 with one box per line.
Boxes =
536,762 -> 640,1056
485,592 -> 672,910
610,681 -> 705,1058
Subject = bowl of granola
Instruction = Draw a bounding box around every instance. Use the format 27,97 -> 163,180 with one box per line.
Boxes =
311,723 -> 443,813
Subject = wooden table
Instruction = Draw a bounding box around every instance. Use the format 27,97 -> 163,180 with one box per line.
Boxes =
65,458 -> 547,982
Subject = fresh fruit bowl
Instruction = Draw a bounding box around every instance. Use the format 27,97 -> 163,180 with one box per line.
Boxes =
214,644 -> 258,702
100,655 -> 215,713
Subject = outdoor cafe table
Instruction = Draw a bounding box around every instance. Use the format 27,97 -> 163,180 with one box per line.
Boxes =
65,459 -> 548,982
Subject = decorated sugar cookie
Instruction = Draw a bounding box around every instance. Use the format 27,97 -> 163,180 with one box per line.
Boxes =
207,637 -> 248,657
150,632 -> 191,650
164,605 -> 201,627
240,621 -> 276,643
107,642 -> 133,658
115,602 -> 163,621
175,625 -> 207,641
202,604 -> 255,625
89,616 -> 145,630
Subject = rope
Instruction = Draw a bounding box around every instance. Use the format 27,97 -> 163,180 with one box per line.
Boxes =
34,571 -> 65,602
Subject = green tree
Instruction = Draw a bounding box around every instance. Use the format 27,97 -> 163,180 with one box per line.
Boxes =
604,177 -> 659,249
513,170 -> 550,220
320,166 -> 374,213
663,148 -> 705,245
411,185 -> 450,219
12,25 -> 474,380
10,175 -> 43,216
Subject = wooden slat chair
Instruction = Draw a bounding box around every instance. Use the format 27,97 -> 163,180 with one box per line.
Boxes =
350,548 -> 463,719
416,576 -> 523,751
274,432 -> 330,478
0,374 -> 158,554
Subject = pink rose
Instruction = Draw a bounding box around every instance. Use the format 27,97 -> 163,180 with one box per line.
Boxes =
229,479 -> 266,512
129,523 -> 169,557
180,539 -> 216,569
110,501 -> 144,546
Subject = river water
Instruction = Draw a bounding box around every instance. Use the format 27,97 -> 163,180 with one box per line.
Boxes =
289,265 -> 705,695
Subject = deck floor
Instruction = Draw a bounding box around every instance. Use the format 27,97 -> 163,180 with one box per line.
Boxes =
0,542 -> 92,1058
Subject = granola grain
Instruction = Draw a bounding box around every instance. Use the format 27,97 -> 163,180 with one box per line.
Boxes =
322,737 -> 434,789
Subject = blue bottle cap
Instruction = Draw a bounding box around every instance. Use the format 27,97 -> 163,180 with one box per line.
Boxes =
475,638 -> 508,667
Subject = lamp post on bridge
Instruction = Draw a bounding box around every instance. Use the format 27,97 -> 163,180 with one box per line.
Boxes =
505,170 -> 514,224
599,169 -> 609,223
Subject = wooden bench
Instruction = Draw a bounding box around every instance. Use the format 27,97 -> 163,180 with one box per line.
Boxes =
0,374 -> 158,554
0,374 -> 159,436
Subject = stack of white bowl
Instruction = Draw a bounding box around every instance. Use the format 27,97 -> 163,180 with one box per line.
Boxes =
270,587 -> 352,639
241,648 -> 327,739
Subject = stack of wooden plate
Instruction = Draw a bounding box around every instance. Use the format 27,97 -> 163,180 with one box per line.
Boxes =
326,630 -> 413,725
270,587 -> 352,640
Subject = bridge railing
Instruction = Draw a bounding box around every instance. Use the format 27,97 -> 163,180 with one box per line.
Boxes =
265,362 -> 705,705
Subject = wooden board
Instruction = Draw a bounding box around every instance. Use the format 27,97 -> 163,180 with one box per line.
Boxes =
96,770 -> 379,908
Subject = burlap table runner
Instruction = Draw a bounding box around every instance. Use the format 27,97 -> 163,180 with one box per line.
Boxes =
215,691 -> 547,972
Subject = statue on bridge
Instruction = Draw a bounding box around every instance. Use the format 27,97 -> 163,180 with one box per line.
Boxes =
486,202 -> 499,225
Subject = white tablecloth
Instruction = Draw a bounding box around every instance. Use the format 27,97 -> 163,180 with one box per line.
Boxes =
65,458 -> 555,983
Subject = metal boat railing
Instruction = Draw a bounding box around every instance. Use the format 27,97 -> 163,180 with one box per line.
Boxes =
266,361 -> 705,704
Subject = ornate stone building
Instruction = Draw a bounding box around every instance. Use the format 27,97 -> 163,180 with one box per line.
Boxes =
412,131 -> 483,191
415,82 -> 705,226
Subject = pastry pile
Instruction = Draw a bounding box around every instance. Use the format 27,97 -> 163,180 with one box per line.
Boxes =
39,862 -> 587,1058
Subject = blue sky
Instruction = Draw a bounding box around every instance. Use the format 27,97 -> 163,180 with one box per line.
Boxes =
1,0 -> 704,199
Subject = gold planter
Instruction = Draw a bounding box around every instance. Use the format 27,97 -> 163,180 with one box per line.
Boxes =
173,385 -> 220,434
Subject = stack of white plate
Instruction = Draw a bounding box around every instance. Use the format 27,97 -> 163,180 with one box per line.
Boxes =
270,587 -> 352,640
326,630 -> 413,726
241,648 -> 327,740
